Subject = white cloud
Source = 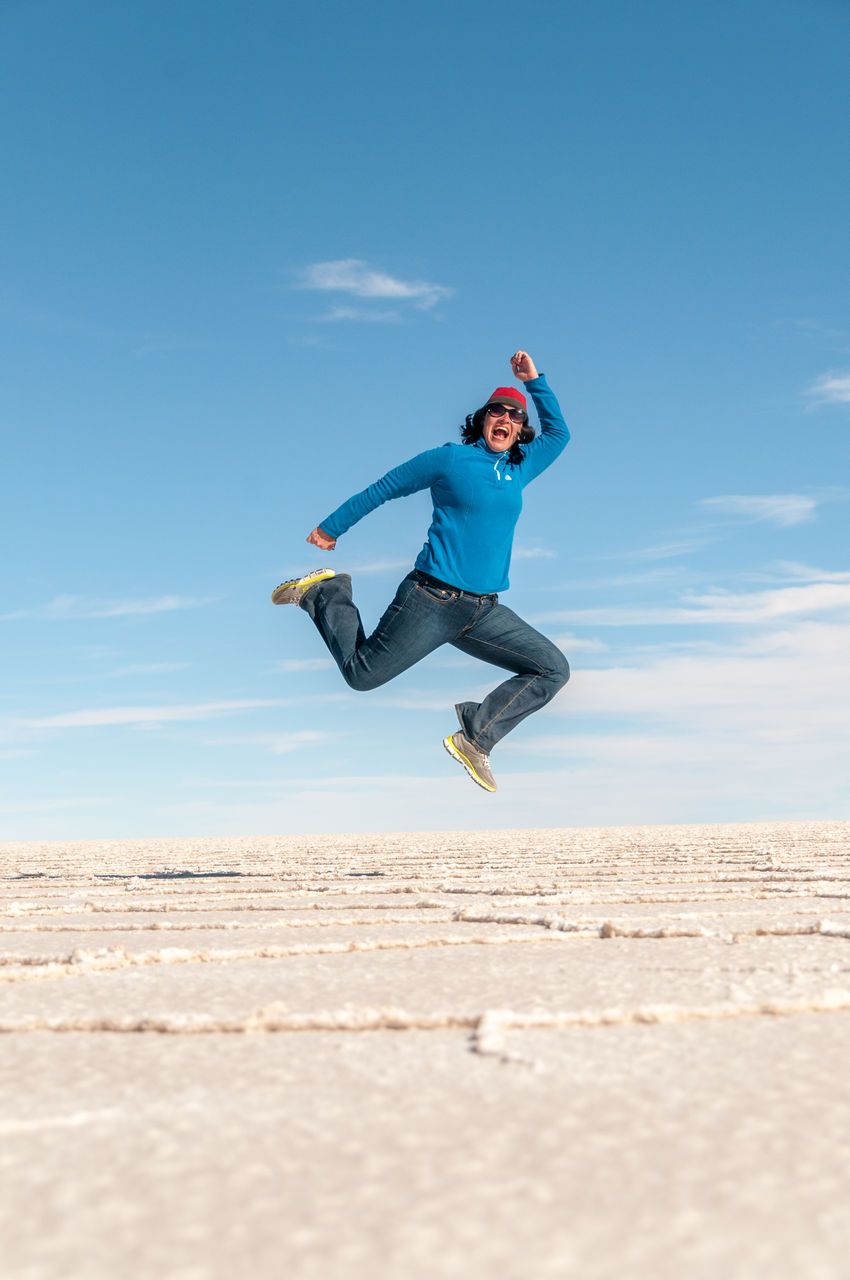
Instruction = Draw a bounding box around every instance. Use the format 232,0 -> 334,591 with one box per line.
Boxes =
18,700 -> 286,729
1,595 -> 214,622
298,259 -> 453,311
495,616 -> 850,819
807,372 -> 850,405
664,581 -> 850,623
700,494 -> 817,526
537,580 -> 850,627
561,624 -> 850,730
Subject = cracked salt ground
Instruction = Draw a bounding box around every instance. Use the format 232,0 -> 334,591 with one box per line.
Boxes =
2,821 -> 850,1279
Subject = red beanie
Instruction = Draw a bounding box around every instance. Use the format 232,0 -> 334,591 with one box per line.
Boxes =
484,386 -> 527,415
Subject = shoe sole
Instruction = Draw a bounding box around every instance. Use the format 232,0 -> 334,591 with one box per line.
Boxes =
271,569 -> 335,605
443,735 -> 497,792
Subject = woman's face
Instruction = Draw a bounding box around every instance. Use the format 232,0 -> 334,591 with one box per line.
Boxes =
482,403 -> 526,453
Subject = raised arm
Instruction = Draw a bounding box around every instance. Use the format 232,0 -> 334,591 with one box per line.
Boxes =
511,350 -> 569,480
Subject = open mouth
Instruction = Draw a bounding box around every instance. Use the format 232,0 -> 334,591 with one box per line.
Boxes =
491,426 -> 509,441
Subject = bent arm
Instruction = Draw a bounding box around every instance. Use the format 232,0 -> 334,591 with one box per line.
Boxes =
521,374 -> 570,481
319,448 -> 445,540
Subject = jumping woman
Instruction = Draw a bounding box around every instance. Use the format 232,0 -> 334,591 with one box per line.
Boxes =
272,350 -> 570,792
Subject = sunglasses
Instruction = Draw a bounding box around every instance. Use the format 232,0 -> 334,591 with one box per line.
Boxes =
486,403 -> 526,424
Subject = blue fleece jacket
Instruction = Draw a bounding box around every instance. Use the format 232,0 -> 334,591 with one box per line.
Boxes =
320,374 -> 569,594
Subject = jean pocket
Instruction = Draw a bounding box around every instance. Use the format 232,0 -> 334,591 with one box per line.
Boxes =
415,581 -> 457,602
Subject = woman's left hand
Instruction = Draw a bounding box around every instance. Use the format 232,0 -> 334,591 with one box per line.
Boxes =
511,350 -> 538,381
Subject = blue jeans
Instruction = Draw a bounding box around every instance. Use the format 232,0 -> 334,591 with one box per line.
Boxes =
300,571 -> 570,753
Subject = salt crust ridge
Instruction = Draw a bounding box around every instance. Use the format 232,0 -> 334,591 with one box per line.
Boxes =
4,820 -> 850,1276
2,819 -> 849,1061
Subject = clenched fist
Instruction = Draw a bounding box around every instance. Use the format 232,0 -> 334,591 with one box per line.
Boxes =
306,526 -> 337,550
510,350 -> 538,382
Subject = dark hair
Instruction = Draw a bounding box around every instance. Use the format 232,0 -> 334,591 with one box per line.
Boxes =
459,406 -> 535,467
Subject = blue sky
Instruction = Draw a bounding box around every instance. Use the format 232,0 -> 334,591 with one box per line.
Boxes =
1,0 -> 848,839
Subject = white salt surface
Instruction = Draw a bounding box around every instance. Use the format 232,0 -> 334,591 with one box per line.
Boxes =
2,821 -> 850,1279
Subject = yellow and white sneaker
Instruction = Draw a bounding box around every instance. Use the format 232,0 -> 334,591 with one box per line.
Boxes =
271,568 -> 335,606
443,730 -> 497,792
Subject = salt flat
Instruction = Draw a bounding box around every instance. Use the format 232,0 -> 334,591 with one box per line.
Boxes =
2,821 -> 850,1279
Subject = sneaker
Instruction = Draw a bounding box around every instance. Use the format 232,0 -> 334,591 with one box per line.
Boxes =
443,730 -> 497,793
271,568 -> 335,606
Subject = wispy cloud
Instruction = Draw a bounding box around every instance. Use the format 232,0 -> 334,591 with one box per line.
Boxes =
273,658 -> 336,673
266,730 -> 331,754
348,558 -> 414,575
807,372 -> 850,406
544,567 -> 689,592
193,731 -> 333,763
0,795 -> 121,815
775,561 -> 850,584
176,771 -> 440,794
319,306 -> 403,324
699,494 -> 817,526
297,259 -> 453,318
682,582 -> 850,623
536,579 -> 850,627
600,538 -> 713,562
132,333 -> 214,358
18,699 -> 285,729
512,546 -> 556,561
369,694 -> 462,712
1,595 -> 214,622
106,662 -> 191,677
775,317 -> 850,346
16,661 -> 192,689
552,633 -> 608,652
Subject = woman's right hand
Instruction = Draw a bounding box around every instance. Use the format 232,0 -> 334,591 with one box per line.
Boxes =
306,526 -> 337,550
